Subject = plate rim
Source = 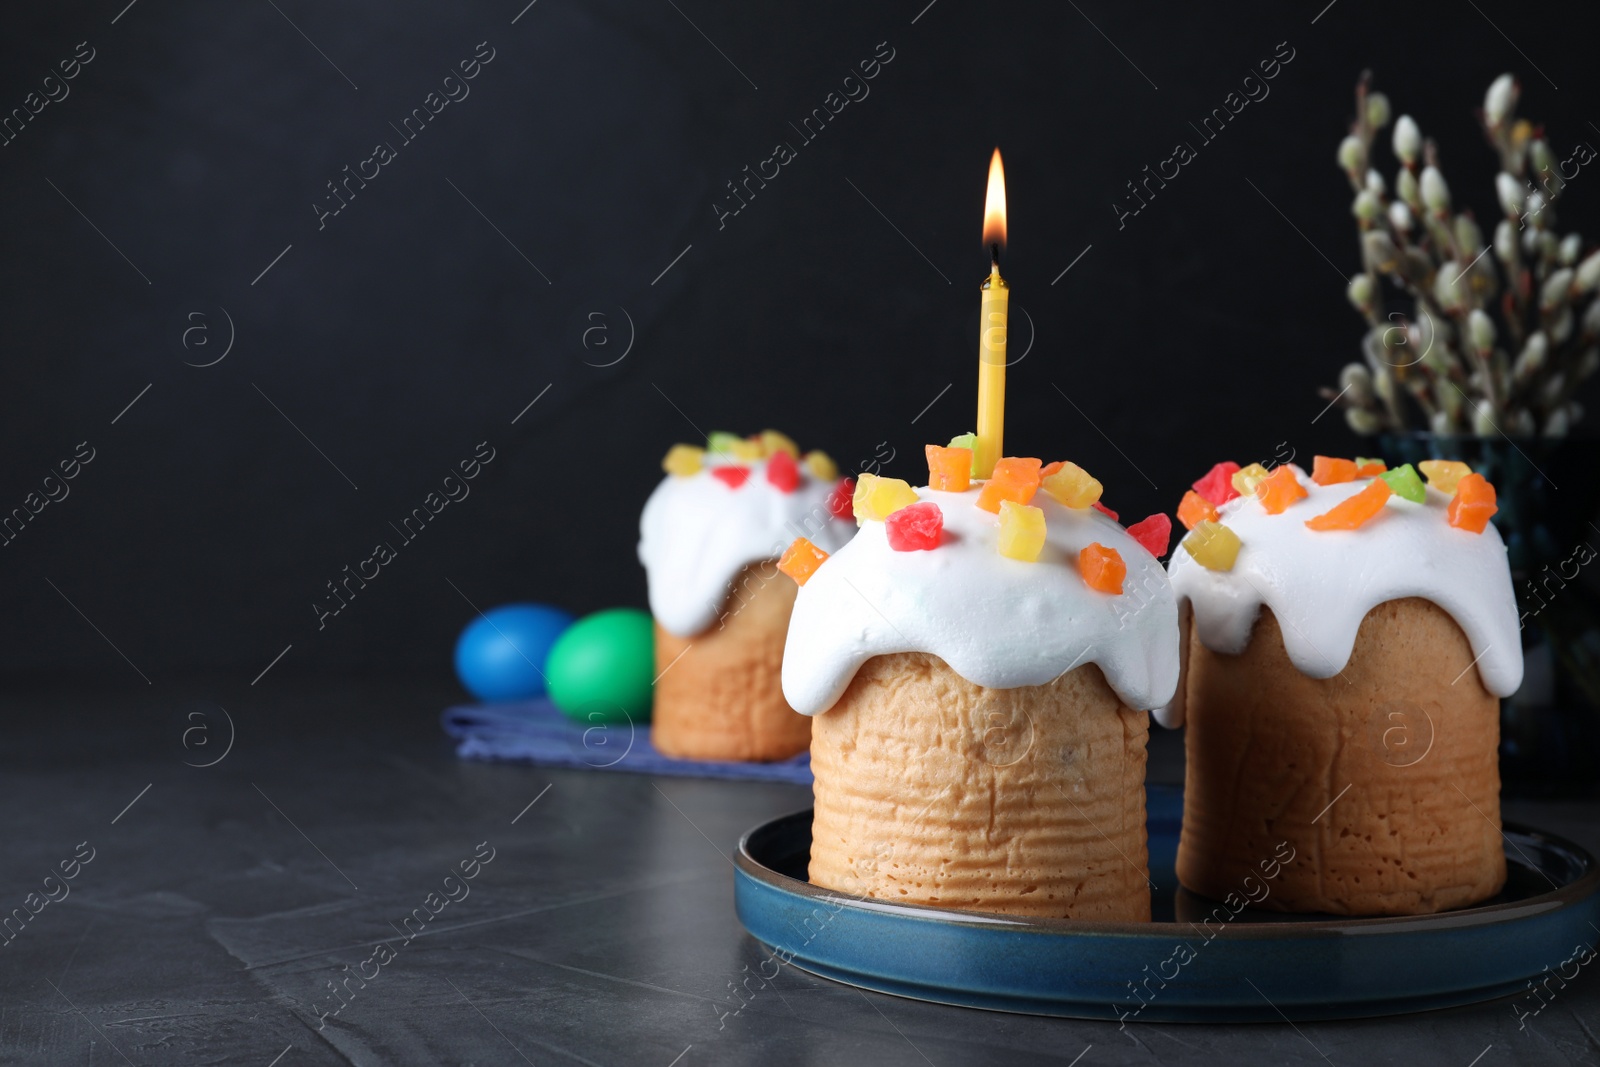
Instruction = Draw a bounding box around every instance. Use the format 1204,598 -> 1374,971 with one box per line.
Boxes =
737,806 -> 1600,938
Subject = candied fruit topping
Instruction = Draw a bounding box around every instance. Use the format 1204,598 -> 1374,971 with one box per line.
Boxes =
996,500 -> 1046,562
1419,459 -> 1473,494
1255,465 -> 1308,515
1231,463 -> 1270,497
1092,501 -> 1120,521
948,432 -> 980,476
1182,521 -> 1241,571
826,478 -> 855,521
1379,463 -> 1426,503
710,466 -> 751,489
853,473 -> 920,523
662,444 -> 704,477
766,450 -> 800,493
728,437 -> 766,461
778,537 -> 829,586
1126,513 -> 1172,557
803,450 -> 838,481
1354,457 -> 1388,476
1040,461 -> 1103,509
706,431 -> 741,453
1041,461 -> 1064,477
886,501 -> 944,551
925,444 -> 973,492
1079,543 -> 1127,594
1311,455 -> 1359,485
760,430 -> 799,458
1305,479 -> 1392,531
1177,490 -> 1220,530
975,456 -> 1043,513
1448,473 -> 1498,533
1192,462 -> 1242,506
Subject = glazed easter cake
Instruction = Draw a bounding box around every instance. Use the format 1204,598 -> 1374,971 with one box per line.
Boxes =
778,438 -> 1180,920
639,431 -> 854,762
1165,456 -> 1523,916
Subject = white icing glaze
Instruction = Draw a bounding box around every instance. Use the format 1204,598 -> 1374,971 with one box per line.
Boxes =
638,454 -> 855,638
781,486 -> 1181,716
1158,465 -> 1523,728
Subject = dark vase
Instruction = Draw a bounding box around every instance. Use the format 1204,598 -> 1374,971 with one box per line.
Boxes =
1378,433 -> 1600,798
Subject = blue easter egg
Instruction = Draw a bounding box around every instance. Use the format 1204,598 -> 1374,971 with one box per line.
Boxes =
454,603 -> 576,702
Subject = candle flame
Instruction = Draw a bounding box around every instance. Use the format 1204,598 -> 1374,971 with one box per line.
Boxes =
982,148 -> 1007,254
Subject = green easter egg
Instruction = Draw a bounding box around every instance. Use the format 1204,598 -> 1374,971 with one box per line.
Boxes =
546,608 -> 655,723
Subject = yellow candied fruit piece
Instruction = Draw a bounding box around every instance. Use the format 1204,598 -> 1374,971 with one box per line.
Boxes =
760,430 -> 800,459
1039,461 -> 1103,509
727,437 -> 766,461
662,444 -> 705,477
996,500 -> 1047,562
1419,459 -> 1473,495
1182,521 -> 1242,571
802,450 -> 838,481
852,473 -> 920,523
1231,463 -> 1270,496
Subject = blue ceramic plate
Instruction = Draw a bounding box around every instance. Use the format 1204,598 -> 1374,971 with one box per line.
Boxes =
733,785 -> 1600,1022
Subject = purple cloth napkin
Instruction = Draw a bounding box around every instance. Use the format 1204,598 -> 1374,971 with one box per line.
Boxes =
441,698 -> 814,783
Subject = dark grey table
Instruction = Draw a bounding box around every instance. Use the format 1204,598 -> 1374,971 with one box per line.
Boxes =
2,678 -> 1596,1065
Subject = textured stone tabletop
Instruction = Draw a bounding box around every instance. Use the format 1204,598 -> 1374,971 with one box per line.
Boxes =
0,678 -> 1595,1066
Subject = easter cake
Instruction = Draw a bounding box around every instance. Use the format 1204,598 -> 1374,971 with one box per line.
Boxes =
778,440 -> 1181,919
1164,457 -> 1523,916
639,431 -> 854,761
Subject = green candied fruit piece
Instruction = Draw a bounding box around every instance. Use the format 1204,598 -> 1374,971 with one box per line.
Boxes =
706,431 -> 741,453
1380,463 -> 1426,503
947,432 -> 979,476
1355,456 -> 1383,469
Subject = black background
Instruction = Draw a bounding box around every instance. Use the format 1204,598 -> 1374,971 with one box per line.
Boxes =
3,0 -> 1597,687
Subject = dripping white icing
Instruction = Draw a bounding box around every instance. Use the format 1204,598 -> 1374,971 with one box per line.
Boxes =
638,455 -> 854,638
781,485 -> 1181,716
1158,465 -> 1523,728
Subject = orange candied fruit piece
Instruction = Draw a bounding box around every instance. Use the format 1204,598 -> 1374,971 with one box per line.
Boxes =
1447,473 -> 1498,533
1305,480 -> 1392,531
975,456 -> 1043,513
777,537 -> 829,586
1177,489 -> 1219,530
1311,456 -> 1359,486
1078,543 -> 1126,595
1041,461 -> 1065,478
1354,458 -> 1387,477
1255,465 -> 1308,515
925,444 -> 973,493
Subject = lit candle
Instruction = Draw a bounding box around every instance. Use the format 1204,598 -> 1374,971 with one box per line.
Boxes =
975,148 -> 1009,479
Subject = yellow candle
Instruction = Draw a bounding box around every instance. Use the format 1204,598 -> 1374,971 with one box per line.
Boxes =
975,148 -> 1008,479
975,268 -> 1009,477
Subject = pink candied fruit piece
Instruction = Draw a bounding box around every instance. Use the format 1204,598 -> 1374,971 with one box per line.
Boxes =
710,466 -> 750,489
1192,462 -> 1242,506
766,450 -> 800,493
885,501 -> 943,551
1091,501 -> 1120,522
826,478 -> 855,521
1125,513 -> 1172,558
